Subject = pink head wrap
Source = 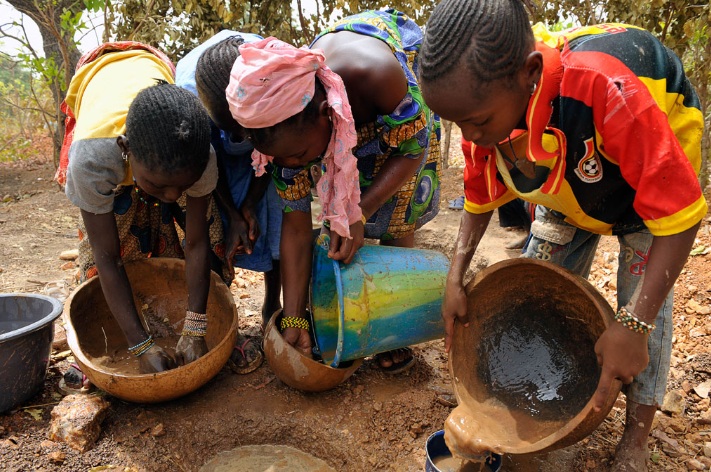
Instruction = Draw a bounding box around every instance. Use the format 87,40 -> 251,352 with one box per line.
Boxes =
226,37 -> 361,239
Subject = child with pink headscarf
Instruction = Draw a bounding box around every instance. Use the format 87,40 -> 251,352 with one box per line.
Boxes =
228,10 -> 441,373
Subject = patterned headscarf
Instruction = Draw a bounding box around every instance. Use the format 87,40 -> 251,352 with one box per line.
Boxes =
226,37 -> 362,239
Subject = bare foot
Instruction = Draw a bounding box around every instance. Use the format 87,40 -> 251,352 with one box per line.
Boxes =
375,348 -> 415,374
611,438 -> 649,472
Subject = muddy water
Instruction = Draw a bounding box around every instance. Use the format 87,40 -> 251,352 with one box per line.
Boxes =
199,444 -> 335,472
93,335 -> 181,375
433,454 -> 494,471
477,306 -> 599,422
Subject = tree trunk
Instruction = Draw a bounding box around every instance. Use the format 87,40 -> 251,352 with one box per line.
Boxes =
5,0 -> 83,168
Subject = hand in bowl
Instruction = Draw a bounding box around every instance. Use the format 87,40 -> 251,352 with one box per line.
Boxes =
176,335 -> 209,364
138,344 -> 179,373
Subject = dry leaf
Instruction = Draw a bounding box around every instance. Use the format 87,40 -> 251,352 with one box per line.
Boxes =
25,408 -> 43,421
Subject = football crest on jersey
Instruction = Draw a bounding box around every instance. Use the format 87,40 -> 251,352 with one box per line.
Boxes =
574,137 -> 603,183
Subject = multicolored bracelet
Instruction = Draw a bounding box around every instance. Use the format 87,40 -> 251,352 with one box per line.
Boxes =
128,336 -> 155,357
280,316 -> 310,332
614,306 -> 656,335
182,311 -> 207,337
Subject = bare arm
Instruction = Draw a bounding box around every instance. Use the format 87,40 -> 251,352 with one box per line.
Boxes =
240,173 -> 271,243
184,194 -> 211,315
213,158 -> 248,280
443,210 -> 493,352
279,209 -> 314,356
175,194 -> 213,364
80,209 -> 177,372
592,222 -> 701,410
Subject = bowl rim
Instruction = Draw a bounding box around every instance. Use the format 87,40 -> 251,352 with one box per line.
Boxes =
0,293 -> 63,343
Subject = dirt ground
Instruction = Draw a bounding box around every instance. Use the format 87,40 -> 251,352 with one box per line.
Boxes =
1,130 -> 711,472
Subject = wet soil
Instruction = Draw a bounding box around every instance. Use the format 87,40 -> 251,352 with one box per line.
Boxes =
1,130 -> 711,471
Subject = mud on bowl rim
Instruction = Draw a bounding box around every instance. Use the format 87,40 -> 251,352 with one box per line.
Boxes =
62,260 -> 239,404
0,293 -> 63,342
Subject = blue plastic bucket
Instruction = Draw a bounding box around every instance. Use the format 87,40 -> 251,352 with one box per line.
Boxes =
425,430 -> 502,472
310,238 -> 447,367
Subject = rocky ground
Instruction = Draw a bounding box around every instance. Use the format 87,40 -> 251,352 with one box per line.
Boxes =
1,131 -> 711,471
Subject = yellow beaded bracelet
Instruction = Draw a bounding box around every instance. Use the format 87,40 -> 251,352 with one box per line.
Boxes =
614,307 -> 656,334
280,316 -> 310,332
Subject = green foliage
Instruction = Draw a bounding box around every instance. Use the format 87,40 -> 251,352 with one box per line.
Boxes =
0,55 -> 52,162
106,0 -> 437,61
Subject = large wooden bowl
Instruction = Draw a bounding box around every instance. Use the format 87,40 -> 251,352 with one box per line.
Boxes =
447,258 -> 621,456
263,310 -> 362,392
63,258 -> 238,403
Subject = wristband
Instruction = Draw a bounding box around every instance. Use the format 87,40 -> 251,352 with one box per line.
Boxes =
280,316 -> 310,332
128,336 -> 155,357
182,311 -> 208,337
614,306 -> 656,335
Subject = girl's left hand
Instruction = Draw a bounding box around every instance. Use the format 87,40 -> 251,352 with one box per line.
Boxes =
176,335 -> 209,364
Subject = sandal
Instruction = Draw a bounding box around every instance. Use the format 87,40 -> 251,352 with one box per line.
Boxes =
58,363 -> 92,395
448,196 -> 465,210
227,335 -> 264,374
375,348 -> 416,375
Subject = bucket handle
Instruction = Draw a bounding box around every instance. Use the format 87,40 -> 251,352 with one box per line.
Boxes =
330,258 -> 346,368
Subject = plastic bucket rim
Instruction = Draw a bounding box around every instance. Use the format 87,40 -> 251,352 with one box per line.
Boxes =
0,293 -> 63,343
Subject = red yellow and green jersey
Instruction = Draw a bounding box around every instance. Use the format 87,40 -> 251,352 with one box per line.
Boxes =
463,23 -> 706,236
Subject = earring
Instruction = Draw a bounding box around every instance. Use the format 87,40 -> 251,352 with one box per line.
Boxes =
122,151 -> 128,162
530,83 -> 537,95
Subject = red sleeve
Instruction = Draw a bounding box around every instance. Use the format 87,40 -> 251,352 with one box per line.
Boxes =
461,137 -> 513,213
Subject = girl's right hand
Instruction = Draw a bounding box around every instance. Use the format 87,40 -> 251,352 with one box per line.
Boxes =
282,326 -> 312,358
138,344 -> 179,373
442,279 -> 469,353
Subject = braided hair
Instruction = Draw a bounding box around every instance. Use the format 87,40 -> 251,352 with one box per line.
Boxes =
195,36 -> 245,118
420,0 -> 534,84
125,82 -> 211,174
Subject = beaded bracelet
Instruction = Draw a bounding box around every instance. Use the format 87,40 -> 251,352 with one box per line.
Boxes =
280,316 -> 310,332
128,336 -> 155,357
182,311 -> 208,337
614,306 -> 656,334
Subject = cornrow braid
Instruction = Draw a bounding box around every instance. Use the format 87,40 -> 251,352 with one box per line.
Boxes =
126,82 -> 211,174
195,36 -> 245,115
420,0 -> 534,84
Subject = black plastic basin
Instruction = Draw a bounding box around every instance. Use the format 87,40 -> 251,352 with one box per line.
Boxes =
0,293 -> 63,413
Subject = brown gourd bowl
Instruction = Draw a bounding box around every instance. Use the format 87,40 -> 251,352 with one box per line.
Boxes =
449,258 -> 622,455
263,310 -> 362,392
63,258 -> 238,403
